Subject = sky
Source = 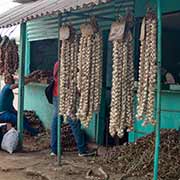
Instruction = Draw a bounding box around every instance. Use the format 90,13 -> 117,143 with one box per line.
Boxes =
0,0 -> 20,41
0,0 -> 19,15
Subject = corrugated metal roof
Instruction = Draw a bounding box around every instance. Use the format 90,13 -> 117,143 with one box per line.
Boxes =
0,0 -> 111,28
26,0 -> 134,41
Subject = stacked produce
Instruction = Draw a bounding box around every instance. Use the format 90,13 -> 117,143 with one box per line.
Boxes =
27,70 -> 53,84
24,110 -> 44,133
136,11 -> 157,126
23,111 -> 77,152
12,39 -> 19,72
76,20 -> 103,127
61,123 -> 77,152
0,36 -> 19,75
23,110 -> 49,152
109,16 -> 134,138
97,129 -> 180,180
4,39 -> 19,74
23,131 -> 50,152
59,25 -> 79,120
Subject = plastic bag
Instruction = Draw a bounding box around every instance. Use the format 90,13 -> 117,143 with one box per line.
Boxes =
1,128 -> 19,154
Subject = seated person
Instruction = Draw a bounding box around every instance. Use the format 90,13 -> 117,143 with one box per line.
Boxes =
161,68 -> 175,84
0,73 -> 38,136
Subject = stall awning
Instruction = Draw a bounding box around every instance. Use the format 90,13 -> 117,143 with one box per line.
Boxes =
0,0 -> 111,28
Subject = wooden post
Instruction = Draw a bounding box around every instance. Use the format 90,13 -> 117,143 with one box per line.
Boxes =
18,23 -> 26,147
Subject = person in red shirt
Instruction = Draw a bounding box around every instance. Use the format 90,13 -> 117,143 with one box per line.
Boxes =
50,61 -> 59,155
50,61 -> 96,157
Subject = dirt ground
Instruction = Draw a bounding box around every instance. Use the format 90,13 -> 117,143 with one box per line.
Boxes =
0,149 -> 90,180
0,149 -> 105,180
0,149 -> 145,180
0,129 -> 179,180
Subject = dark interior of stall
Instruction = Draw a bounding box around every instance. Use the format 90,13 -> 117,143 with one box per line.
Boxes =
162,12 -> 180,86
133,12 -> 180,85
30,39 -> 58,72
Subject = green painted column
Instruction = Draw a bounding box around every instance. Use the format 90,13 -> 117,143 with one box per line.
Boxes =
96,31 -> 109,145
153,0 -> 162,179
25,33 -> 30,75
18,23 -> 26,147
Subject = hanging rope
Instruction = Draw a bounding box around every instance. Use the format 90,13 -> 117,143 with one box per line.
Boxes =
8,26 -> 18,38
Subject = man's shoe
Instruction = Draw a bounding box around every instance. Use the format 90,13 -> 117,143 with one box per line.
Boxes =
50,152 -> 56,156
78,149 -> 96,157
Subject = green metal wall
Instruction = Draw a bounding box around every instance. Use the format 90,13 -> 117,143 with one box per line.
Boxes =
135,0 -> 180,17
26,16 -> 58,41
129,91 -> 180,142
24,83 -> 53,128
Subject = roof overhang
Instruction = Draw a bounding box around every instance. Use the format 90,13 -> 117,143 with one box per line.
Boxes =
0,0 -> 111,28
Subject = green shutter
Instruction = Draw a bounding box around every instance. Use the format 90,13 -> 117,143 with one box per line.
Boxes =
26,15 -> 58,41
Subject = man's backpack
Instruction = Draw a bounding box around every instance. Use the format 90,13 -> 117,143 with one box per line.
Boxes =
45,80 -> 54,104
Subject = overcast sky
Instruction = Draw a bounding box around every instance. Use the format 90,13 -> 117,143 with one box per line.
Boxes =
0,0 -> 20,40
0,0 -> 19,15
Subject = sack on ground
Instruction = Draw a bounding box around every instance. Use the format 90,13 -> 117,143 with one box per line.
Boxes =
45,80 -> 54,104
1,128 -> 19,154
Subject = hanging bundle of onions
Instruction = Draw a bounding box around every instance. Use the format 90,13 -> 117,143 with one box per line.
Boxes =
136,11 -> 157,126
76,19 -> 103,127
109,15 -> 135,138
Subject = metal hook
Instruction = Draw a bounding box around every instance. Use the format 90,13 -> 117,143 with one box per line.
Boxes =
116,0 -> 126,18
145,0 -> 151,9
63,10 -> 69,25
145,0 -> 157,12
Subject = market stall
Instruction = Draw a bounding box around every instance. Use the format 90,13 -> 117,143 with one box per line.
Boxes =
15,0 -> 135,143
0,0 -> 134,157
0,1 -> 179,180
24,16 -> 59,128
129,0 -> 180,141
131,1 -> 180,179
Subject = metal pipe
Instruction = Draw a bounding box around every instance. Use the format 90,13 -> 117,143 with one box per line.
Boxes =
57,13 -> 62,166
133,130 -> 149,135
95,112 -> 99,143
153,0 -> 162,179
18,23 -> 26,147
57,118 -> 62,166
161,109 -> 180,113
63,11 -> 115,22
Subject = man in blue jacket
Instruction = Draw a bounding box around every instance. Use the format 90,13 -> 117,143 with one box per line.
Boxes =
0,73 -> 38,136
